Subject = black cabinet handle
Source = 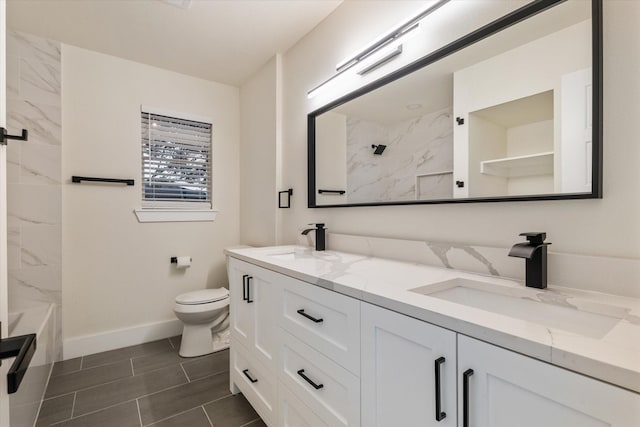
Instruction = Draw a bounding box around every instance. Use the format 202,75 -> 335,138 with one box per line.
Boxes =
242,275 -> 248,301
463,369 -> 474,427
246,276 -> 253,303
435,357 -> 446,421
242,368 -> 258,383
297,369 -> 324,390
296,309 -> 323,323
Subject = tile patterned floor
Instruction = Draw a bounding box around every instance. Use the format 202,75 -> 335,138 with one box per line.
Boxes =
36,336 -> 265,427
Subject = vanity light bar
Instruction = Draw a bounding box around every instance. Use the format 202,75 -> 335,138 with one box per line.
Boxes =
335,0 -> 450,73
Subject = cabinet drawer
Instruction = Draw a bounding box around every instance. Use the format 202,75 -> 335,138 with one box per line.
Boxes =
230,340 -> 276,426
279,382 -> 329,427
280,275 -> 360,374
280,330 -> 360,427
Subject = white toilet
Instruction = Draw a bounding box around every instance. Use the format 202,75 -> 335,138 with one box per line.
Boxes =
173,288 -> 230,357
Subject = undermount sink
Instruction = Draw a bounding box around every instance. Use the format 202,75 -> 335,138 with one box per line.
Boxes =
410,278 -> 626,339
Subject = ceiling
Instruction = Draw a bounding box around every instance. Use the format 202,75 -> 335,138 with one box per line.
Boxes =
6,0 -> 343,86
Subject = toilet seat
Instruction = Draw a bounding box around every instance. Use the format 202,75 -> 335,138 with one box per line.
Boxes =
175,288 -> 229,305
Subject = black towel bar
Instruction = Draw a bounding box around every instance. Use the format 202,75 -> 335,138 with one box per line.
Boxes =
318,189 -> 346,195
72,176 -> 134,186
0,331 -> 37,394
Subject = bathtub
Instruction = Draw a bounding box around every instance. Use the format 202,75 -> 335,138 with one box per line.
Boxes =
8,304 -> 56,427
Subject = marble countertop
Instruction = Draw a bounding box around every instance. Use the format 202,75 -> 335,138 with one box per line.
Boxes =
225,245 -> 640,393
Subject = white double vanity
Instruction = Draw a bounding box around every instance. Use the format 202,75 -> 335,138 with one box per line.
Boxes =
225,244 -> 640,427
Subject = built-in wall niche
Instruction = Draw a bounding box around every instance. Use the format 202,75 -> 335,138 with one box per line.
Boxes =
469,91 -> 554,197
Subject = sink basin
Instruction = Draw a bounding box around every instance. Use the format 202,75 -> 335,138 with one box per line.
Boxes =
410,278 -> 626,339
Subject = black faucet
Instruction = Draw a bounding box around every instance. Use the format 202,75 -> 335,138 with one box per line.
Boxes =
508,232 -> 551,289
301,223 -> 326,251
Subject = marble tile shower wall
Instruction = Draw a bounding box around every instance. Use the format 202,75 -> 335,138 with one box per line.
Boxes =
346,107 -> 453,203
6,31 -> 62,360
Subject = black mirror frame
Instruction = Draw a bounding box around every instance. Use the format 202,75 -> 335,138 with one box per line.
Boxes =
308,0 -> 602,208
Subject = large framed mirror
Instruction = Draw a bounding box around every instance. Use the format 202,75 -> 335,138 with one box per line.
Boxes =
308,0 -> 602,207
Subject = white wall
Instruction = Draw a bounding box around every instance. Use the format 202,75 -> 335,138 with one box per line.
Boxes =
62,45 -> 240,345
277,1 -> 640,261
240,57 -> 279,246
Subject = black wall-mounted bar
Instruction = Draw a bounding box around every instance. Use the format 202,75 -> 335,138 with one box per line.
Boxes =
318,189 -> 346,195
72,176 -> 135,186
278,188 -> 293,208
0,329 -> 37,394
0,127 -> 28,145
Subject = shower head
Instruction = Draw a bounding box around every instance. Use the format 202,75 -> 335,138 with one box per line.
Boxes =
371,144 -> 387,155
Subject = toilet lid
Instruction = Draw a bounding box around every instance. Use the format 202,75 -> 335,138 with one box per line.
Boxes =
175,288 -> 229,305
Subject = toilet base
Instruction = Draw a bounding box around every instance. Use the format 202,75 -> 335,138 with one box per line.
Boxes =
179,323 -> 216,357
179,318 -> 231,358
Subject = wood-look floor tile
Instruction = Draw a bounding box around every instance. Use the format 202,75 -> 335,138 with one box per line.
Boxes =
44,359 -> 132,398
138,371 -> 230,425
132,348 -> 191,376
147,407 -> 212,427
35,393 -> 74,426
73,364 -> 187,417
52,401 -> 140,427
203,394 -> 259,427
50,358 -> 82,378
181,349 -> 229,381
82,339 -> 173,369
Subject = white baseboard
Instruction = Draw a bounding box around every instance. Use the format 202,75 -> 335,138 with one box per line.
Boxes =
63,318 -> 183,359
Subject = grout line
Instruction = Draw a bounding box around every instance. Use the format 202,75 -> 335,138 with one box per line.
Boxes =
168,337 -> 176,350
144,405 -> 207,427
136,399 -> 143,427
70,392 -> 77,418
44,370 -> 135,400
202,405 -> 214,427
180,362 -> 191,382
240,418 -> 261,427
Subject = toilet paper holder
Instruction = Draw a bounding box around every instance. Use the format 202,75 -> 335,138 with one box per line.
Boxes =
170,257 -> 192,264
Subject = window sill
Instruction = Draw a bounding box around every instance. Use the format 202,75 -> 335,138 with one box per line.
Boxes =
134,208 -> 218,223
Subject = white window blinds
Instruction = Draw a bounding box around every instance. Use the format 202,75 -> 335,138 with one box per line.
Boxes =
141,110 -> 212,209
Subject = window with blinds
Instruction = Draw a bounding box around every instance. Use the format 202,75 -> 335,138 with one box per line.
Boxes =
141,110 -> 212,209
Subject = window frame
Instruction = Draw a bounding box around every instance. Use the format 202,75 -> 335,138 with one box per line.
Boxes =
135,105 -> 217,223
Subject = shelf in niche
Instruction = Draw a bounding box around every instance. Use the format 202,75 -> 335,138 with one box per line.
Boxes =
480,151 -> 554,178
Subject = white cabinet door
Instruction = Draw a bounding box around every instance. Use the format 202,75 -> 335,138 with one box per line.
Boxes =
361,303 -> 457,427
230,342 -> 277,426
458,335 -> 640,427
229,259 -> 253,350
228,258 -> 280,371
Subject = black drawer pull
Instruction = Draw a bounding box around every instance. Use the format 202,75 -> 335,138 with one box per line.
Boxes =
296,309 -> 323,323
463,369 -> 474,427
246,276 -> 253,303
297,369 -> 324,390
435,357 -> 446,421
242,275 -> 248,301
242,369 -> 258,383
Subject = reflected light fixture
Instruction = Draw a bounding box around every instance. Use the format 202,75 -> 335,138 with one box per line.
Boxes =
335,0 -> 450,72
307,0 -> 450,99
